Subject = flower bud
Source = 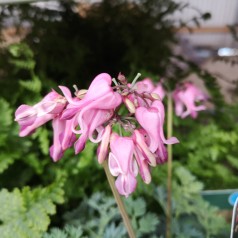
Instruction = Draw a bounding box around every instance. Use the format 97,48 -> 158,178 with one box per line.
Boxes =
117,72 -> 127,85
75,89 -> 88,99
151,93 -> 161,101
124,98 -> 136,114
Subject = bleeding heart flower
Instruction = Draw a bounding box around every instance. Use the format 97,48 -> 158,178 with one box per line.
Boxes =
60,73 -> 122,120
15,90 -> 66,137
173,82 -> 207,118
135,101 -> 179,154
108,133 -> 138,197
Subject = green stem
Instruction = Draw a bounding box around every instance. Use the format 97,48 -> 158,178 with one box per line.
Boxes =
166,93 -> 173,238
102,161 -> 136,238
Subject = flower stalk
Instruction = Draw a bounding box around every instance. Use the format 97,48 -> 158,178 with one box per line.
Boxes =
102,161 -> 136,238
166,93 -> 173,238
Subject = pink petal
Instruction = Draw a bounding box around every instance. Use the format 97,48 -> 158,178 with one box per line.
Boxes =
88,110 -> 113,143
135,106 -> 160,153
50,118 -> 65,161
84,73 -> 112,100
152,101 -> 179,145
134,147 -> 151,184
61,118 -> 77,150
133,130 -> 156,167
110,134 -> 134,173
59,86 -> 75,104
74,133 -> 87,154
36,101 -> 58,116
19,114 -> 54,137
109,152 -> 123,176
135,78 -> 154,93
97,125 -> 111,164
15,105 -> 36,126
155,142 -> 168,164
115,173 -> 137,197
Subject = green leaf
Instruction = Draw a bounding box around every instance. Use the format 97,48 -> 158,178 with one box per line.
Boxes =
33,127 -> 50,155
0,152 -> 18,174
125,197 -> 146,217
0,179 -> 65,238
139,213 -> 159,234
19,75 -> 42,93
0,99 -> 13,128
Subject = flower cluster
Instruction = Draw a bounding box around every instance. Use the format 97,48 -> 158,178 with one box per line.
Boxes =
15,73 -> 180,197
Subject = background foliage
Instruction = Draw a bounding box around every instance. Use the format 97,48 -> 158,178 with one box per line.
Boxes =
0,0 -> 237,237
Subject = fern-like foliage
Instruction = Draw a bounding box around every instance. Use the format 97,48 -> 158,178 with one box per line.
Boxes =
43,225 -> 85,238
0,96 -> 50,176
0,178 -> 65,238
177,123 -> 238,188
154,166 -> 229,237
19,75 -> 42,93
0,98 -> 18,173
124,197 -> 160,237
9,43 -> 42,94
8,43 -> 35,72
50,192 -> 160,238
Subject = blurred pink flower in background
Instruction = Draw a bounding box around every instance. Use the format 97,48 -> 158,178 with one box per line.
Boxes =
173,82 -> 208,119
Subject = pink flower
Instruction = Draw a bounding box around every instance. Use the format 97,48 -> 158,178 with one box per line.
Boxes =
135,101 -> 179,153
108,133 -> 138,197
60,73 -> 122,119
173,82 -> 207,118
15,90 -> 66,137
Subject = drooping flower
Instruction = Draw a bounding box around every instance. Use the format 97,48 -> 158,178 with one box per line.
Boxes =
15,90 -> 67,137
135,100 -> 179,153
59,73 -> 122,155
173,82 -> 207,118
108,133 -> 138,197
60,73 -> 122,120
